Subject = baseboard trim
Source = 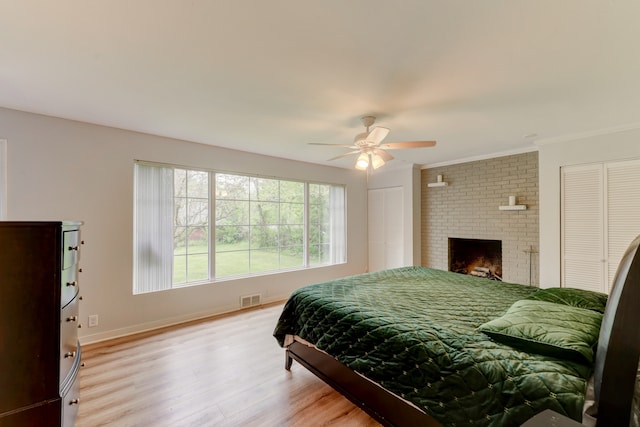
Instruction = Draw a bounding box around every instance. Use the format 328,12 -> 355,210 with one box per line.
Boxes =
79,297 -> 286,346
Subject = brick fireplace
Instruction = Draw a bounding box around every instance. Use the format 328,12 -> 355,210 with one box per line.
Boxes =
421,152 -> 539,286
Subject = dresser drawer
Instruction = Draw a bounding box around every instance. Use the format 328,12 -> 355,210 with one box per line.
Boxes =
61,365 -> 80,427
61,267 -> 79,308
60,297 -> 80,385
63,230 -> 80,270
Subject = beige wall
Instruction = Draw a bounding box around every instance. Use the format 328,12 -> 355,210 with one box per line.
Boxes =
0,107 -> 368,344
421,152 -> 539,286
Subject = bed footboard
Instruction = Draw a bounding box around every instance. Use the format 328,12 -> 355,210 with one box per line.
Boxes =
285,341 -> 442,427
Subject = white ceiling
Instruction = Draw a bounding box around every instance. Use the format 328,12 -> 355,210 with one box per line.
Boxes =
2,1 -> 640,169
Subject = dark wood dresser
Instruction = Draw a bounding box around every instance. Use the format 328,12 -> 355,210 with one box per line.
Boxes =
0,221 -> 83,427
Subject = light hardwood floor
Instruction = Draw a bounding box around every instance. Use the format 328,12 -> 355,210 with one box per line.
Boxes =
76,302 -> 380,427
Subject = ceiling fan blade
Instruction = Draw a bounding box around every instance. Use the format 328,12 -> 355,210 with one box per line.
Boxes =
328,150 -> 361,161
373,148 -> 394,161
308,143 -> 356,149
367,127 -> 390,145
379,140 -> 436,150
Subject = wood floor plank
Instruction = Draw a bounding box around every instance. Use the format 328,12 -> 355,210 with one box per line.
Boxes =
76,303 -> 380,427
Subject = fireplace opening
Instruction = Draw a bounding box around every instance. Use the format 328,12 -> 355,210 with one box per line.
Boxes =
449,238 -> 502,281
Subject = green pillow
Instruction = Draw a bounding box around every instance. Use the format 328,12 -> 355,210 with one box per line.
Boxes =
525,287 -> 608,313
477,299 -> 603,363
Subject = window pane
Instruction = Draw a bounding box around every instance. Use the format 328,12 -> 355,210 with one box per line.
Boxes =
175,169 -> 187,198
281,202 -> 303,224
174,255 -> 186,284
281,248 -> 304,268
187,253 -> 208,282
187,226 -> 208,254
250,201 -> 279,225
280,181 -> 304,203
216,226 -> 249,249
251,177 -> 279,201
175,197 -> 187,226
309,183 -> 320,203
216,251 -> 249,277
187,170 -> 208,198
250,249 -> 279,272
216,174 -> 249,200
188,199 -> 208,225
280,225 -> 303,246
310,244 -> 331,265
174,227 -> 187,255
216,200 -> 249,225
250,226 -> 278,249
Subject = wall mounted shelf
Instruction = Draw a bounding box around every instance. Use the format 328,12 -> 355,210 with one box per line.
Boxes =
499,195 -> 526,210
427,182 -> 448,188
428,174 -> 448,187
499,205 -> 527,211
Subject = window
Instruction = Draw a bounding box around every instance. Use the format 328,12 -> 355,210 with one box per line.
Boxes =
133,162 -> 346,294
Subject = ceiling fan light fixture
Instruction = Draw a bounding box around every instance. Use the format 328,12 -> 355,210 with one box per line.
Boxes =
371,153 -> 385,169
355,152 -> 369,170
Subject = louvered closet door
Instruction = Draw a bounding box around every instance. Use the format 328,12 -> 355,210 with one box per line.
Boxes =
561,163 -> 605,292
606,159 -> 640,291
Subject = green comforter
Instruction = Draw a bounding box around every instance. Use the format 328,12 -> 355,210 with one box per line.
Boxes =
273,267 -> 594,426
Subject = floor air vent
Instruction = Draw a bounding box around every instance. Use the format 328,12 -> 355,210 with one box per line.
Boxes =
240,294 -> 262,308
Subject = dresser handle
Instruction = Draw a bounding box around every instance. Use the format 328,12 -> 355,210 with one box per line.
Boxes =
66,281 -> 77,287
64,351 -> 76,359
68,245 -> 79,251
69,398 -> 80,405
66,316 -> 78,322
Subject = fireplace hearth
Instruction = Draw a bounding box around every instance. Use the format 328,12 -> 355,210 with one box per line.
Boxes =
449,238 -> 502,281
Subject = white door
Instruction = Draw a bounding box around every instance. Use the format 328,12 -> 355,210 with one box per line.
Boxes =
605,159 -> 640,291
368,187 -> 403,271
561,163 -> 605,292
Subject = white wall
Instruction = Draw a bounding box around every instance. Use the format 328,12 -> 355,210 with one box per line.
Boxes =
538,128 -> 640,288
367,164 -> 421,267
0,107 -> 368,343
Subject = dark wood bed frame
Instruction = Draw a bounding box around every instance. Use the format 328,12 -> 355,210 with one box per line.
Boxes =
284,235 -> 640,427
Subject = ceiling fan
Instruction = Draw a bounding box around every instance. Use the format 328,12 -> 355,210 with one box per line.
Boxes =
310,116 -> 436,170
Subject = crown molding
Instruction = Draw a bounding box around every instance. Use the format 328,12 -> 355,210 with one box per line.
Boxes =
534,122 -> 640,146
420,145 -> 538,169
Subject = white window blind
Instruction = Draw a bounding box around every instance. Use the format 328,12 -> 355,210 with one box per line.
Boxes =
133,163 -> 175,294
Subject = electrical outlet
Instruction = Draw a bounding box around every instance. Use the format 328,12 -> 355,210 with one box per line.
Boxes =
88,314 -> 99,328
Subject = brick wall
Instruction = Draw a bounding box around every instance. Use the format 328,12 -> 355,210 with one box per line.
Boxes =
421,151 -> 539,286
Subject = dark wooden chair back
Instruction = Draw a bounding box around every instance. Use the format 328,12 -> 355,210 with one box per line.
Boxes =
593,234 -> 640,426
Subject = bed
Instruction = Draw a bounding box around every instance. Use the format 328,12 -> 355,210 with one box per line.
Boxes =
273,235 -> 640,426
